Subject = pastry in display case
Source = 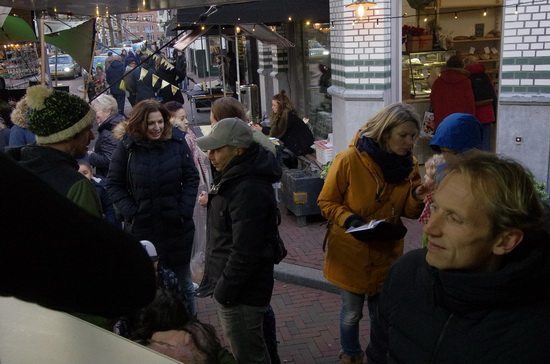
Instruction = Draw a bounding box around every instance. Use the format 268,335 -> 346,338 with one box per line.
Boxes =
402,50 -> 456,99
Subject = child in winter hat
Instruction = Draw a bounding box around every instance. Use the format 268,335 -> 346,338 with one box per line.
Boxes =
25,85 -> 95,144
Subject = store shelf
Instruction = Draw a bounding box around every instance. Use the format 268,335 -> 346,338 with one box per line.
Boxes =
453,37 -> 500,43
436,0 -> 501,8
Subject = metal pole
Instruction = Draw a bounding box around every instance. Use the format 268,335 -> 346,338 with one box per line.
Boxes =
39,15 -> 46,85
219,24 -> 226,97
234,27 -> 240,101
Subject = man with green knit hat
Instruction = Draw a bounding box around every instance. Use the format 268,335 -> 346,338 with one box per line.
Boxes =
6,85 -> 101,217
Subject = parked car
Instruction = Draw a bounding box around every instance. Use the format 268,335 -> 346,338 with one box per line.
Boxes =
49,54 -> 82,79
308,40 -> 330,60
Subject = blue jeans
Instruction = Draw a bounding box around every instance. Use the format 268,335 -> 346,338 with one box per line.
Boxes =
339,288 -> 379,356
218,303 -> 271,364
173,263 -> 197,317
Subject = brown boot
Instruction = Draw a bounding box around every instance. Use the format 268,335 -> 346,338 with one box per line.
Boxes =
338,350 -> 365,363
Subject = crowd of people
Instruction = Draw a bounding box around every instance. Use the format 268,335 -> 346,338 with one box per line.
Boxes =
1,59 -> 549,364
86,47 -> 190,116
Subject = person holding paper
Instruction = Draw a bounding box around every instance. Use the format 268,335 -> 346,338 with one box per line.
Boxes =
317,103 -> 427,363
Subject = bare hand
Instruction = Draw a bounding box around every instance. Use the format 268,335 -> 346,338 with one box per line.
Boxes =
415,184 -> 431,202
250,123 -> 262,131
198,191 -> 208,207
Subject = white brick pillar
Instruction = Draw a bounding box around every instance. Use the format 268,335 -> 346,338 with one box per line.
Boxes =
270,43 -> 290,96
257,41 -> 274,118
328,0 -> 401,154
497,0 -> 550,192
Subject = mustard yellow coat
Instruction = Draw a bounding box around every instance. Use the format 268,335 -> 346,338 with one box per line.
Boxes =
318,146 -> 423,295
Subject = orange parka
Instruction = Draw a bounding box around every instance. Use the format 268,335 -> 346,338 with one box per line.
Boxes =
318,146 -> 423,295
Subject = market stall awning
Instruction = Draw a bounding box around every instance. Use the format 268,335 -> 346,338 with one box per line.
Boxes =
172,0 -> 329,25
240,24 -> 294,47
0,0 -> 264,17
173,26 -> 212,51
0,14 -> 37,44
44,18 -> 96,71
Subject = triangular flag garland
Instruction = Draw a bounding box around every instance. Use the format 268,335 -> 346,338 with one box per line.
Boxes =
162,58 -> 174,70
145,48 -> 175,70
136,66 -> 183,93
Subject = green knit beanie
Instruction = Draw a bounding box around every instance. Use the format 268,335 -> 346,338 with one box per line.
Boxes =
26,85 -> 95,144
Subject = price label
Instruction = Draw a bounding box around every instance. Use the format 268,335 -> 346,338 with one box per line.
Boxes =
491,47 -> 499,54
484,47 -> 490,54
420,55 -> 427,63
422,69 -> 429,78
469,47 -> 476,54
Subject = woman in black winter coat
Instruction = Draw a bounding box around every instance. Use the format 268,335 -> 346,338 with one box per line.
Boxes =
106,99 -> 199,316
89,94 -> 126,178
254,90 -> 314,168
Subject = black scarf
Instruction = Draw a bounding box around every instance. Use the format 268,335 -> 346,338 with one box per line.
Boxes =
357,136 -> 413,183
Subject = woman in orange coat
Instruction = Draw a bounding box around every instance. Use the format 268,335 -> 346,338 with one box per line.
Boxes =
317,103 -> 427,363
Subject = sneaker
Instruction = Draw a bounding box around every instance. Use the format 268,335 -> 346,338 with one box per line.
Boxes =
338,350 -> 365,364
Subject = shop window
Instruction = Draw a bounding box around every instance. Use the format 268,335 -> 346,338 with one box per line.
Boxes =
303,23 -> 332,140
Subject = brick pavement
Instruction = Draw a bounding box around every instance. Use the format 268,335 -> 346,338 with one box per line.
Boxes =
196,206 -> 425,363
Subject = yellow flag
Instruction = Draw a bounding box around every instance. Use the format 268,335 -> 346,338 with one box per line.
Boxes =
161,80 -> 170,90
152,74 -> 160,86
139,68 -> 147,81
171,84 -> 179,96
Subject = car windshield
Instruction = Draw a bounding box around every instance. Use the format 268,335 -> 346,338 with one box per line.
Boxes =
49,56 -> 71,64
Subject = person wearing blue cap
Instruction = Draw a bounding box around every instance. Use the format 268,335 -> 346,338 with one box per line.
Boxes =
429,113 -> 483,156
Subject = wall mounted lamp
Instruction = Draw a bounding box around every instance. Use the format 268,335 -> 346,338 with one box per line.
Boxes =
346,0 -> 377,20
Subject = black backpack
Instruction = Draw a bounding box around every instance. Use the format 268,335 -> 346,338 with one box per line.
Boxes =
470,72 -> 496,101
470,72 -> 498,116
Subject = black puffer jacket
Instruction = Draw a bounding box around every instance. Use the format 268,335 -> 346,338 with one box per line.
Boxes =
196,143 -> 282,307
106,126 -> 199,268
366,230 -> 550,364
89,113 -> 125,178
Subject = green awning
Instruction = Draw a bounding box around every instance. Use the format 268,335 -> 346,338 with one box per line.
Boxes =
0,15 -> 37,44
44,18 -> 96,71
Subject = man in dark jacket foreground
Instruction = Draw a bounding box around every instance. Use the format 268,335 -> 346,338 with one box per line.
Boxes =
195,117 -> 282,363
366,150 -> 550,364
0,152 -> 156,322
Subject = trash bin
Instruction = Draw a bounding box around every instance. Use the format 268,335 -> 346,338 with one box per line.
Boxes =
239,84 -> 260,123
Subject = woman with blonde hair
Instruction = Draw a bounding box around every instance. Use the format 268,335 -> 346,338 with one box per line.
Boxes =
106,99 -> 199,317
89,94 -> 125,177
318,102 -> 429,363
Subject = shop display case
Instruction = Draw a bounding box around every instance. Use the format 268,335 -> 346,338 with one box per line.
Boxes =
402,49 -> 455,99
3,44 -> 39,79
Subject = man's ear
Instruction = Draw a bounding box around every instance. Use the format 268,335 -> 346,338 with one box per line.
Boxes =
493,229 -> 524,256
236,147 -> 245,156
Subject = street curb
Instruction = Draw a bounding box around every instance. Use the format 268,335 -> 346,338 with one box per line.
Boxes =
274,262 -> 339,295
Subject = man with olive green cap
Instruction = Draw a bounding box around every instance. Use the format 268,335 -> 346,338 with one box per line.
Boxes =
195,117 -> 282,364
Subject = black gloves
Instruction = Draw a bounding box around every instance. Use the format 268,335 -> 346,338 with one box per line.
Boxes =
345,213 -> 408,242
344,214 -> 364,229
